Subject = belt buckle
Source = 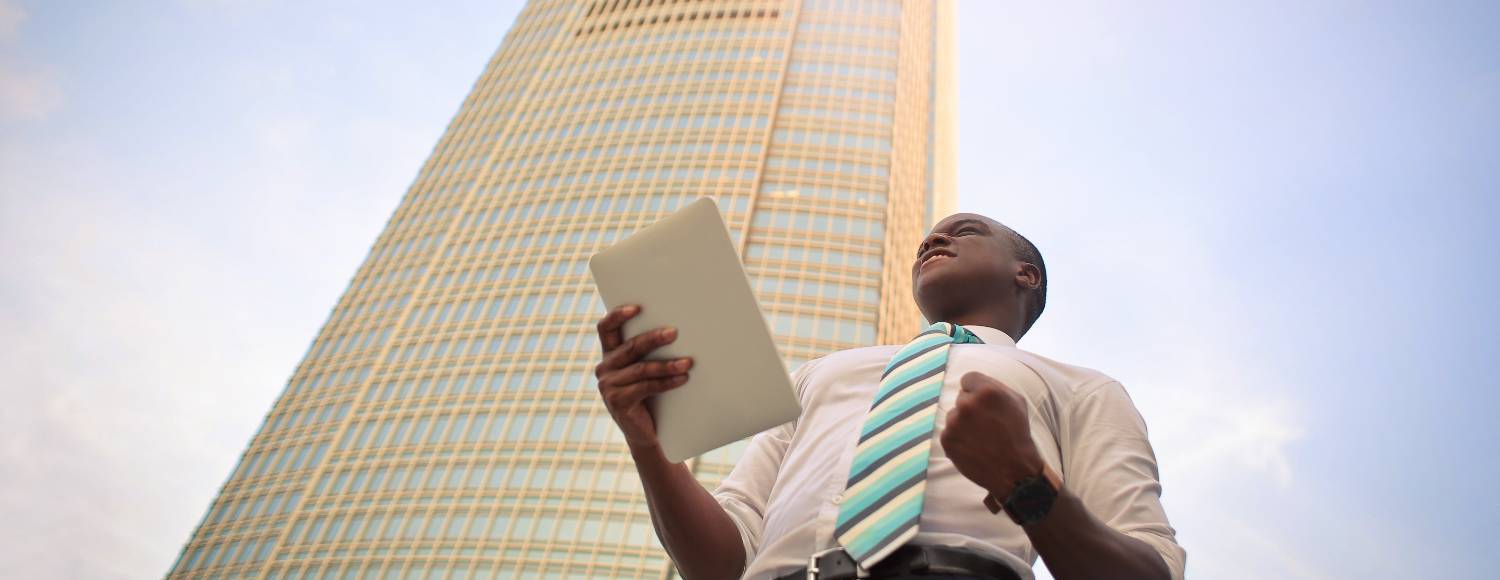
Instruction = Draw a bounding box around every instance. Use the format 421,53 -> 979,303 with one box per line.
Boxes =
805,547 -> 868,580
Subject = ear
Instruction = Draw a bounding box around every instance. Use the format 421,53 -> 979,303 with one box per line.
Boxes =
1014,262 -> 1042,291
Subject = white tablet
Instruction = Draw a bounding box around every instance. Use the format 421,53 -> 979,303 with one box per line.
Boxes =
589,198 -> 801,463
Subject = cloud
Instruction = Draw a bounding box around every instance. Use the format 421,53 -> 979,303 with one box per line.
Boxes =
0,0 -> 528,577
0,154 -> 285,577
0,68 -> 436,577
0,0 -> 24,43
0,131 -> 264,576
0,62 -> 61,121
1150,379 -> 1305,488
0,0 -> 62,123
1141,377 -> 1324,578
0,0 -> 61,121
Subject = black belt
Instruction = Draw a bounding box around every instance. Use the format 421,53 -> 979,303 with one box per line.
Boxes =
773,545 -> 1022,580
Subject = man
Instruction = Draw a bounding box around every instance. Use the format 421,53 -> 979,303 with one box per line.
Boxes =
593,213 -> 1185,580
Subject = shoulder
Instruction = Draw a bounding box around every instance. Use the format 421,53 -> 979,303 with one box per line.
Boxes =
793,344 -> 898,374
788,345 -> 899,392
1009,351 -> 1157,441
1008,348 -> 1123,402
826,343 -> 901,364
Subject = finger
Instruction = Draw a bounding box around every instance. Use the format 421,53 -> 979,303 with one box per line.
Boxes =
611,375 -> 690,409
596,304 -> 641,353
959,371 -> 992,392
600,326 -> 678,371
938,426 -> 953,450
600,357 -> 692,388
961,372 -> 1019,401
958,373 -> 1027,415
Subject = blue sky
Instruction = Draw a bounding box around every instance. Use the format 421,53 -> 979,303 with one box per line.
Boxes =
1,1 -> 1496,578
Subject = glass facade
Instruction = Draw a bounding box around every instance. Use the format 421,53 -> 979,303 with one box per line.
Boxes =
167,0 -> 954,578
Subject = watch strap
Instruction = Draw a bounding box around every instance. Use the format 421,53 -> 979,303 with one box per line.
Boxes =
983,464 -> 1062,517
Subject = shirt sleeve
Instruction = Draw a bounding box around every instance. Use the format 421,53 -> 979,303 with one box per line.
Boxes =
708,360 -> 814,568
1062,381 -> 1187,580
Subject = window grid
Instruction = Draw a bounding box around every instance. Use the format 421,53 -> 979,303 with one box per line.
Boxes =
169,1 -> 952,578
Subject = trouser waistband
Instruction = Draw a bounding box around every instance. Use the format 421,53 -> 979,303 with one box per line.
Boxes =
772,545 -> 1022,580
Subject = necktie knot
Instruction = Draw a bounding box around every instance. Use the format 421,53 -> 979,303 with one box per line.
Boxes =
929,322 -> 984,345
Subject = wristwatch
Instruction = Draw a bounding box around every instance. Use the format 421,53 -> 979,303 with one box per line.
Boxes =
983,464 -> 1062,526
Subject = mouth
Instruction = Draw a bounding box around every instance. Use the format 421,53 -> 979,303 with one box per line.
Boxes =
917,248 -> 956,270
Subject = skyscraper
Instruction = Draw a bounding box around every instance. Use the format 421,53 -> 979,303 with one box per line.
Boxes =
168,0 -> 955,577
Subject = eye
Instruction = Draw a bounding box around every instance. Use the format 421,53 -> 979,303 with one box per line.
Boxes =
955,227 -> 979,236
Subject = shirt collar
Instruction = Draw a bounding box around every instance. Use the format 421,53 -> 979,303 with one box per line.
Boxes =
961,324 -> 1017,348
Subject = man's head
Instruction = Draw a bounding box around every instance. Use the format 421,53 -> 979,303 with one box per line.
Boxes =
911,213 -> 1047,340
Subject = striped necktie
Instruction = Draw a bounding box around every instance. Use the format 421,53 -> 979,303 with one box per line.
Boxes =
834,322 -> 984,567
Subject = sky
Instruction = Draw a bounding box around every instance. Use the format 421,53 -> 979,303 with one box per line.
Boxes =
0,1 -> 1496,578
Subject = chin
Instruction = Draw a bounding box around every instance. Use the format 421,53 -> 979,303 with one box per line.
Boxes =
913,274 -> 956,318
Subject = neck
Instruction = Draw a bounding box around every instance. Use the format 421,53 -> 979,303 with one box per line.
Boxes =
931,302 -> 1023,341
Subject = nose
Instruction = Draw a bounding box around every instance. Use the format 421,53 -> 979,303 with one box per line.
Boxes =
918,231 -> 953,257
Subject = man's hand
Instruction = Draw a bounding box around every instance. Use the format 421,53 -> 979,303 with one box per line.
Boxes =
940,372 -> 1048,501
593,305 -> 747,579
943,372 -> 1174,580
594,304 -> 693,452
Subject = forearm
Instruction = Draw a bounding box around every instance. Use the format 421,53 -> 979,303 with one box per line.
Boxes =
630,443 -> 746,580
1024,488 -> 1170,580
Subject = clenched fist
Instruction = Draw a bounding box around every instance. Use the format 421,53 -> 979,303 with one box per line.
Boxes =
939,372 -> 1048,503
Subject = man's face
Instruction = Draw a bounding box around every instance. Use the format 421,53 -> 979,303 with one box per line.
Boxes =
911,213 -> 1019,320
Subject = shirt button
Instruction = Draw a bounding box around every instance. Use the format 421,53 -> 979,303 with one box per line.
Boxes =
833,494 -> 843,505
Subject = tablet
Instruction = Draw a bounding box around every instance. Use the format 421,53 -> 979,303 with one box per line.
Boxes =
589,198 -> 801,463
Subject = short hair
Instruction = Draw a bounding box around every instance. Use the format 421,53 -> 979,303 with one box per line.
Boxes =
1002,227 -> 1047,336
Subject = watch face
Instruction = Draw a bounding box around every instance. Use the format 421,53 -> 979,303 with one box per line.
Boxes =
1004,474 -> 1058,525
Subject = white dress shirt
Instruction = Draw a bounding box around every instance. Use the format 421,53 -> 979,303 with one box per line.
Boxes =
710,325 -> 1185,580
